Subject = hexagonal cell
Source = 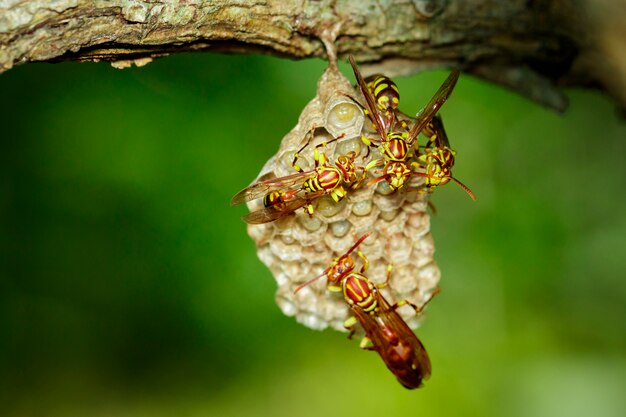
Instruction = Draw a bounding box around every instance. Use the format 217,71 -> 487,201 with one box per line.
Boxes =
388,263 -> 420,293
315,195 -> 348,219
372,189 -> 408,211
324,98 -> 364,139
384,233 -> 414,265
375,209 -> 408,235
334,136 -> 364,160
289,219 -> 327,246
342,184 -> 376,203
347,205 -> 381,234
323,232 -> 360,256
241,64 -> 440,332
268,239 -> 308,262
330,220 -> 352,238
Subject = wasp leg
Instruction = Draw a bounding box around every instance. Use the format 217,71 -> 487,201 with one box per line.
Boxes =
330,186 -> 347,203
350,167 -> 368,190
357,250 -> 369,273
327,284 -> 342,293
374,264 -> 394,291
292,126 -> 316,172
359,337 -> 374,351
391,287 -> 441,315
312,133 -> 346,158
344,316 -> 358,340
428,200 -> 438,215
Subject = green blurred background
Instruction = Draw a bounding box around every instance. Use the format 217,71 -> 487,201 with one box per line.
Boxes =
1,53 -> 625,417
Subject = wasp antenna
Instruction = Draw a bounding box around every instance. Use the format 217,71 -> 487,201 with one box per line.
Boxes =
452,176 -> 476,201
366,175 -> 389,188
343,232 -> 372,259
293,270 -> 329,294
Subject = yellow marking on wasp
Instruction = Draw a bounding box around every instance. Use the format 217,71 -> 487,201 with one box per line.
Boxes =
331,187 -> 346,202
374,82 -> 389,96
359,337 -> 373,349
328,285 -> 342,292
365,159 -> 379,171
357,250 -> 368,272
346,283 -> 364,302
344,316 -> 357,328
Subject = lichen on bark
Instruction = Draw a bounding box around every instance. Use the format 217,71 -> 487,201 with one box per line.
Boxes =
1,0 -> 625,111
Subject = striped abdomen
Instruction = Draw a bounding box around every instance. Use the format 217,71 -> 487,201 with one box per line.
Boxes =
263,190 -> 288,211
343,273 -> 377,313
304,166 -> 341,193
366,74 -> 400,112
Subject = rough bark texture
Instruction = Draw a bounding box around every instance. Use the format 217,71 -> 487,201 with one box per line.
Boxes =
1,0 -> 625,111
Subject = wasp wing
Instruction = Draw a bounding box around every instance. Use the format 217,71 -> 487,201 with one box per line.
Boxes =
407,69 -> 460,144
241,190 -> 326,224
231,170 -> 317,206
352,290 -> 431,389
349,56 -> 388,141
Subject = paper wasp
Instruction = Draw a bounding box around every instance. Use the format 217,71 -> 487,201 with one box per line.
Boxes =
295,233 -> 434,389
348,55 -> 460,192
231,129 -> 365,224
364,73 -> 401,130
418,115 -> 475,199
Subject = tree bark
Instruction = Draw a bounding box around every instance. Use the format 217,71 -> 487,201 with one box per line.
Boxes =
1,0 -> 625,112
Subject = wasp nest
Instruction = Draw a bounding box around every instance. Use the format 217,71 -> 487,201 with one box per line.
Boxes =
245,64 -> 440,332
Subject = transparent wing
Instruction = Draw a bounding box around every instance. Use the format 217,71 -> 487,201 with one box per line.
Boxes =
349,56 -> 388,141
231,171 -> 316,206
407,69 -> 460,144
352,289 -> 431,389
241,190 -> 325,224
375,292 -> 431,387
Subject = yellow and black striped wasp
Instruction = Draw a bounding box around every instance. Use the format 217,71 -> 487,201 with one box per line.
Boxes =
417,114 -> 475,199
231,130 -> 365,224
349,56 -> 461,193
295,233 -> 435,389
364,73 -> 402,131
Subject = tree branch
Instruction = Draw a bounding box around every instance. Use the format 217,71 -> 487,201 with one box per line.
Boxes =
2,0 -> 625,111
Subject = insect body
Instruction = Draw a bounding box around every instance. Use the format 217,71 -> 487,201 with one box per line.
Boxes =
295,233 -> 434,389
231,131 -> 364,224
365,74 -> 401,130
349,56 -> 460,192
417,115 -> 475,200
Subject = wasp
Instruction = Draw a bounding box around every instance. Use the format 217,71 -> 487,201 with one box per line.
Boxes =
364,73 -> 401,130
417,115 -> 475,199
231,129 -> 365,224
295,233 -> 435,389
348,56 -> 460,192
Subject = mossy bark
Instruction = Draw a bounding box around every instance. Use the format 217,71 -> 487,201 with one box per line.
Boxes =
1,0 -> 625,111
